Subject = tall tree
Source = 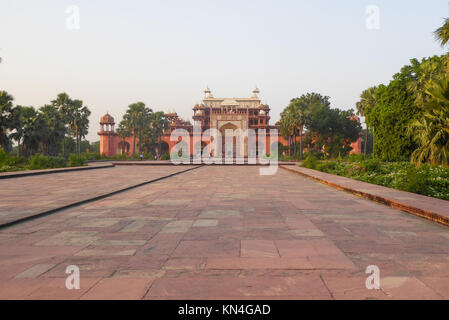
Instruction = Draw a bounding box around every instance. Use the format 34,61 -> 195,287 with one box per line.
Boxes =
147,111 -> 169,155
51,93 -> 72,156
408,76 -> 449,166
68,100 -> 91,155
20,106 -> 43,156
0,91 -> 14,151
434,18 -> 449,72
356,86 -> 378,156
116,121 -> 131,154
38,105 -> 66,156
9,105 -> 26,155
122,102 -> 152,155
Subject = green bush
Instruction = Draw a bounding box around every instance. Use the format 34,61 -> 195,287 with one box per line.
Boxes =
68,154 -> 86,167
402,165 -> 431,195
29,154 -> 66,170
309,157 -> 449,200
302,154 -> 318,169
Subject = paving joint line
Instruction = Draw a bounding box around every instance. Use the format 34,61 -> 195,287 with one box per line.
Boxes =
0,164 -> 115,179
0,165 -> 203,230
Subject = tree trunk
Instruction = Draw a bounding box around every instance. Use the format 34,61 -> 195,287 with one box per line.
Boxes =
299,126 -> 303,160
133,132 -> 136,155
293,131 -> 297,157
364,126 -> 368,156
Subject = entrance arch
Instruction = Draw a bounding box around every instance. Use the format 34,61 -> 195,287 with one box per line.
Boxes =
118,140 -> 130,155
219,122 -> 239,158
161,141 -> 169,156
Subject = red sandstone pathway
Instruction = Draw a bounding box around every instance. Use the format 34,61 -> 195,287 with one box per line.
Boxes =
0,165 -> 196,226
0,166 -> 449,299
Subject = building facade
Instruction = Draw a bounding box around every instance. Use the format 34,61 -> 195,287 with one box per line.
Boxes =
98,88 -> 362,157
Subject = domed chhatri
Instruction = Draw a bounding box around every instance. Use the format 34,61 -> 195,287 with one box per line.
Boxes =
252,87 -> 260,98
204,86 -> 213,98
100,113 -> 115,124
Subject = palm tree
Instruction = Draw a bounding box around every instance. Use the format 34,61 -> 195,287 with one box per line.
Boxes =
52,93 -> 72,156
408,77 -> 449,166
288,98 -> 309,160
71,101 -> 91,155
9,105 -> 25,155
434,18 -> 449,47
434,18 -> 449,72
20,107 -> 42,156
116,121 -> 131,154
122,102 -> 152,155
38,105 -> 66,156
356,86 -> 378,156
407,57 -> 442,109
279,111 -> 295,156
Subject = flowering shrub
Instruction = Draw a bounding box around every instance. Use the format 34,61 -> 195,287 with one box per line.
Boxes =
305,159 -> 449,200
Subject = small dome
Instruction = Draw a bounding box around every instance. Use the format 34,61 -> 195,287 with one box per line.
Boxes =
100,113 -> 115,124
252,87 -> 260,98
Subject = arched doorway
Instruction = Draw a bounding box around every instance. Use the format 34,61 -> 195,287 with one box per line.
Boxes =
220,123 -> 238,159
118,141 -> 130,155
161,141 -> 169,156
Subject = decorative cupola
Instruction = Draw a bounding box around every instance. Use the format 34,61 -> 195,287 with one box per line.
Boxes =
204,86 -> 213,98
252,87 -> 260,98
100,113 -> 115,132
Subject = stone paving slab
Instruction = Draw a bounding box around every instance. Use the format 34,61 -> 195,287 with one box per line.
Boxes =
282,165 -> 449,227
0,165 -> 197,227
0,166 -> 449,299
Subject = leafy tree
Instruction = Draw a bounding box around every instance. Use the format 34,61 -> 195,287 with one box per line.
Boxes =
20,106 -> 43,156
9,105 -> 25,155
122,102 -> 152,154
116,121 -> 132,154
0,91 -> 14,151
38,105 -> 66,156
306,104 -> 361,158
280,93 -> 330,158
363,58 -> 434,161
67,99 -> 91,155
408,77 -> 449,166
51,93 -> 72,156
146,111 -> 169,155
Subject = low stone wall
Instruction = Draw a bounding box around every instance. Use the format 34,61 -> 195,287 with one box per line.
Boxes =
281,165 -> 449,227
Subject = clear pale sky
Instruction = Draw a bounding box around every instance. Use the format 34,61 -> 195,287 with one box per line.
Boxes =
1,0 -> 448,141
